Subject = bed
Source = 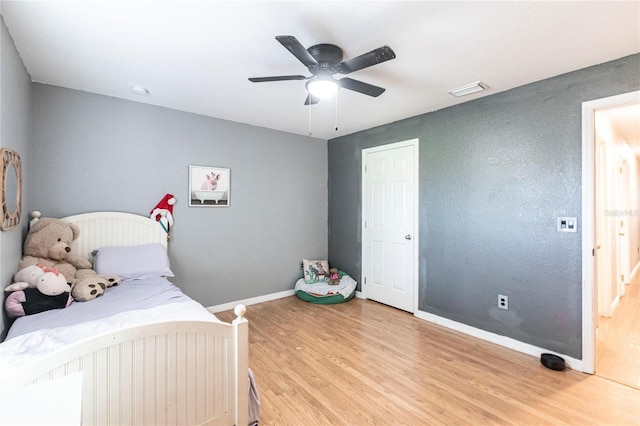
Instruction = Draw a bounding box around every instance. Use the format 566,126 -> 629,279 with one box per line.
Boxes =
0,211 -> 250,426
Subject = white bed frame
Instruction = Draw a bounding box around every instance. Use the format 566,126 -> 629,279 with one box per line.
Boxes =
1,211 -> 249,426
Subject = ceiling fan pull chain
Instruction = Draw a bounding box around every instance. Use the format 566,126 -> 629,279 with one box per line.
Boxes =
308,100 -> 312,136
335,92 -> 339,131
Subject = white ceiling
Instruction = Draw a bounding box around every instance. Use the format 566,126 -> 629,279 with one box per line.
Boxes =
1,1 -> 639,141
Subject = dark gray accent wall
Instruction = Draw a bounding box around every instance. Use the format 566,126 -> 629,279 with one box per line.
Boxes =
328,54 -> 640,359
30,84 -> 327,307
1,17 -> 32,337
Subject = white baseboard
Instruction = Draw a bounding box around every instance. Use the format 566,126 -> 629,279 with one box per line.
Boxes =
414,310 -> 583,372
611,296 -> 621,316
208,288 -> 365,314
207,289 -> 296,314
630,260 -> 640,283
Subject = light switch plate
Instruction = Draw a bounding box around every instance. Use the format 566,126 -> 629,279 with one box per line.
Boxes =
558,217 -> 577,232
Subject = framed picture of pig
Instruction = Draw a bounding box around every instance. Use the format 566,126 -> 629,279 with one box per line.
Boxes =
189,165 -> 230,207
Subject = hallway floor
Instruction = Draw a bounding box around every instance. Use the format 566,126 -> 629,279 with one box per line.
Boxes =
596,270 -> 640,388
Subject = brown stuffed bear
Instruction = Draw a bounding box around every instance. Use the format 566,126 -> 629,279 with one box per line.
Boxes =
18,217 -> 120,302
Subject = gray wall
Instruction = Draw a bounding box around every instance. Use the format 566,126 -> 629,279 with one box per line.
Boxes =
30,84 -> 327,307
328,54 -> 640,359
0,17 -> 32,336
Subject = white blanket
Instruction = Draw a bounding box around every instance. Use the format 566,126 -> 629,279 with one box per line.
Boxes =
6,276 -> 192,339
0,275 -> 224,381
0,299 -> 219,379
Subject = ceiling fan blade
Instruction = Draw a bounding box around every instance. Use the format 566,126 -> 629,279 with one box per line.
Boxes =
337,46 -> 396,74
339,78 -> 386,97
276,35 -> 318,67
248,75 -> 307,83
304,93 -> 320,105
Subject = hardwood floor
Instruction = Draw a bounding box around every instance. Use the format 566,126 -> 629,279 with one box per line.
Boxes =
217,296 -> 640,425
597,271 -> 640,388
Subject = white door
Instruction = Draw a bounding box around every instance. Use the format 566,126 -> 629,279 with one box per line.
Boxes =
615,159 -> 630,294
596,141 -> 615,317
362,140 -> 418,312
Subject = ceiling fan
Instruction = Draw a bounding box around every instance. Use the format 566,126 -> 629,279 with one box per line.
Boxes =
248,35 -> 396,105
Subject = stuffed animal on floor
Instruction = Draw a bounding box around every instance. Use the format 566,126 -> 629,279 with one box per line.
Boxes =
18,216 -> 120,302
328,268 -> 340,285
4,264 -> 73,318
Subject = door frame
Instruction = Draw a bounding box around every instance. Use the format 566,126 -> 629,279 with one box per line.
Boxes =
615,158 -> 631,293
361,138 -> 420,313
581,90 -> 640,374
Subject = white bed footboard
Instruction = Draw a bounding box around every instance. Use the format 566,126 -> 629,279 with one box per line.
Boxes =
2,308 -> 248,426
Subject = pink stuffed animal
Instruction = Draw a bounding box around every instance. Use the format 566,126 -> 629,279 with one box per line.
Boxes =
4,264 -> 72,317
328,268 -> 340,285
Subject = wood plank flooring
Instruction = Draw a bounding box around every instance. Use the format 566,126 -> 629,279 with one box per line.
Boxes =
597,272 -> 640,388
217,296 -> 640,425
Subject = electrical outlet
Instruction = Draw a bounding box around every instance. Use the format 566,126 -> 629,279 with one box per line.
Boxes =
498,294 -> 509,310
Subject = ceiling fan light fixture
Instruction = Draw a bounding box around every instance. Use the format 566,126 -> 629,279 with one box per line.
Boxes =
449,81 -> 489,97
306,77 -> 339,99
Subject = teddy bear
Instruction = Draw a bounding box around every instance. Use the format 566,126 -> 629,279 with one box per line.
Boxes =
4,264 -> 73,317
18,217 -> 119,302
328,268 -> 341,285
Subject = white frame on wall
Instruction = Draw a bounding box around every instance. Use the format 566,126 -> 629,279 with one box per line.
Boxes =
188,165 -> 231,207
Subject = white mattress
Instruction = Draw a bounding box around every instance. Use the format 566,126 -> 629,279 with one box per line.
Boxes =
6,277 -> 197,339
0,277 -> 219,377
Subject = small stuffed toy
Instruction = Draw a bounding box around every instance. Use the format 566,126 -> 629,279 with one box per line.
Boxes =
150,193 -> 176,240
328,268 -> 340,285
150,193 -> 176,226
4,264 -> 73,318
18,216 -> 120,302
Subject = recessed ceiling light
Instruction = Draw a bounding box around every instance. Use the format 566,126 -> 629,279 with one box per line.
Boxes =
449,81 -> 489,97
130,86 -> 149,96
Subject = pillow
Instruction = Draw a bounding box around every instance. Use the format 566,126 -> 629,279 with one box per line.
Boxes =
93,243 -> 174,280
302,258 -> 330,283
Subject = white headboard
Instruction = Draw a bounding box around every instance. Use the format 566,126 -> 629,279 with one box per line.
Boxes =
31,211 -> 167,261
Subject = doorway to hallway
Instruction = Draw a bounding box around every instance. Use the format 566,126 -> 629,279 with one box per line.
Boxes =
582,91 -> 640,388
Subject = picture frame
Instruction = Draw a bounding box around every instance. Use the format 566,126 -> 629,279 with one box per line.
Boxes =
0,148 -> 22,231
189,165 -> 230,207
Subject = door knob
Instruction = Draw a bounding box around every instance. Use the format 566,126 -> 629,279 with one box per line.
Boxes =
405,234 -> 412,240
